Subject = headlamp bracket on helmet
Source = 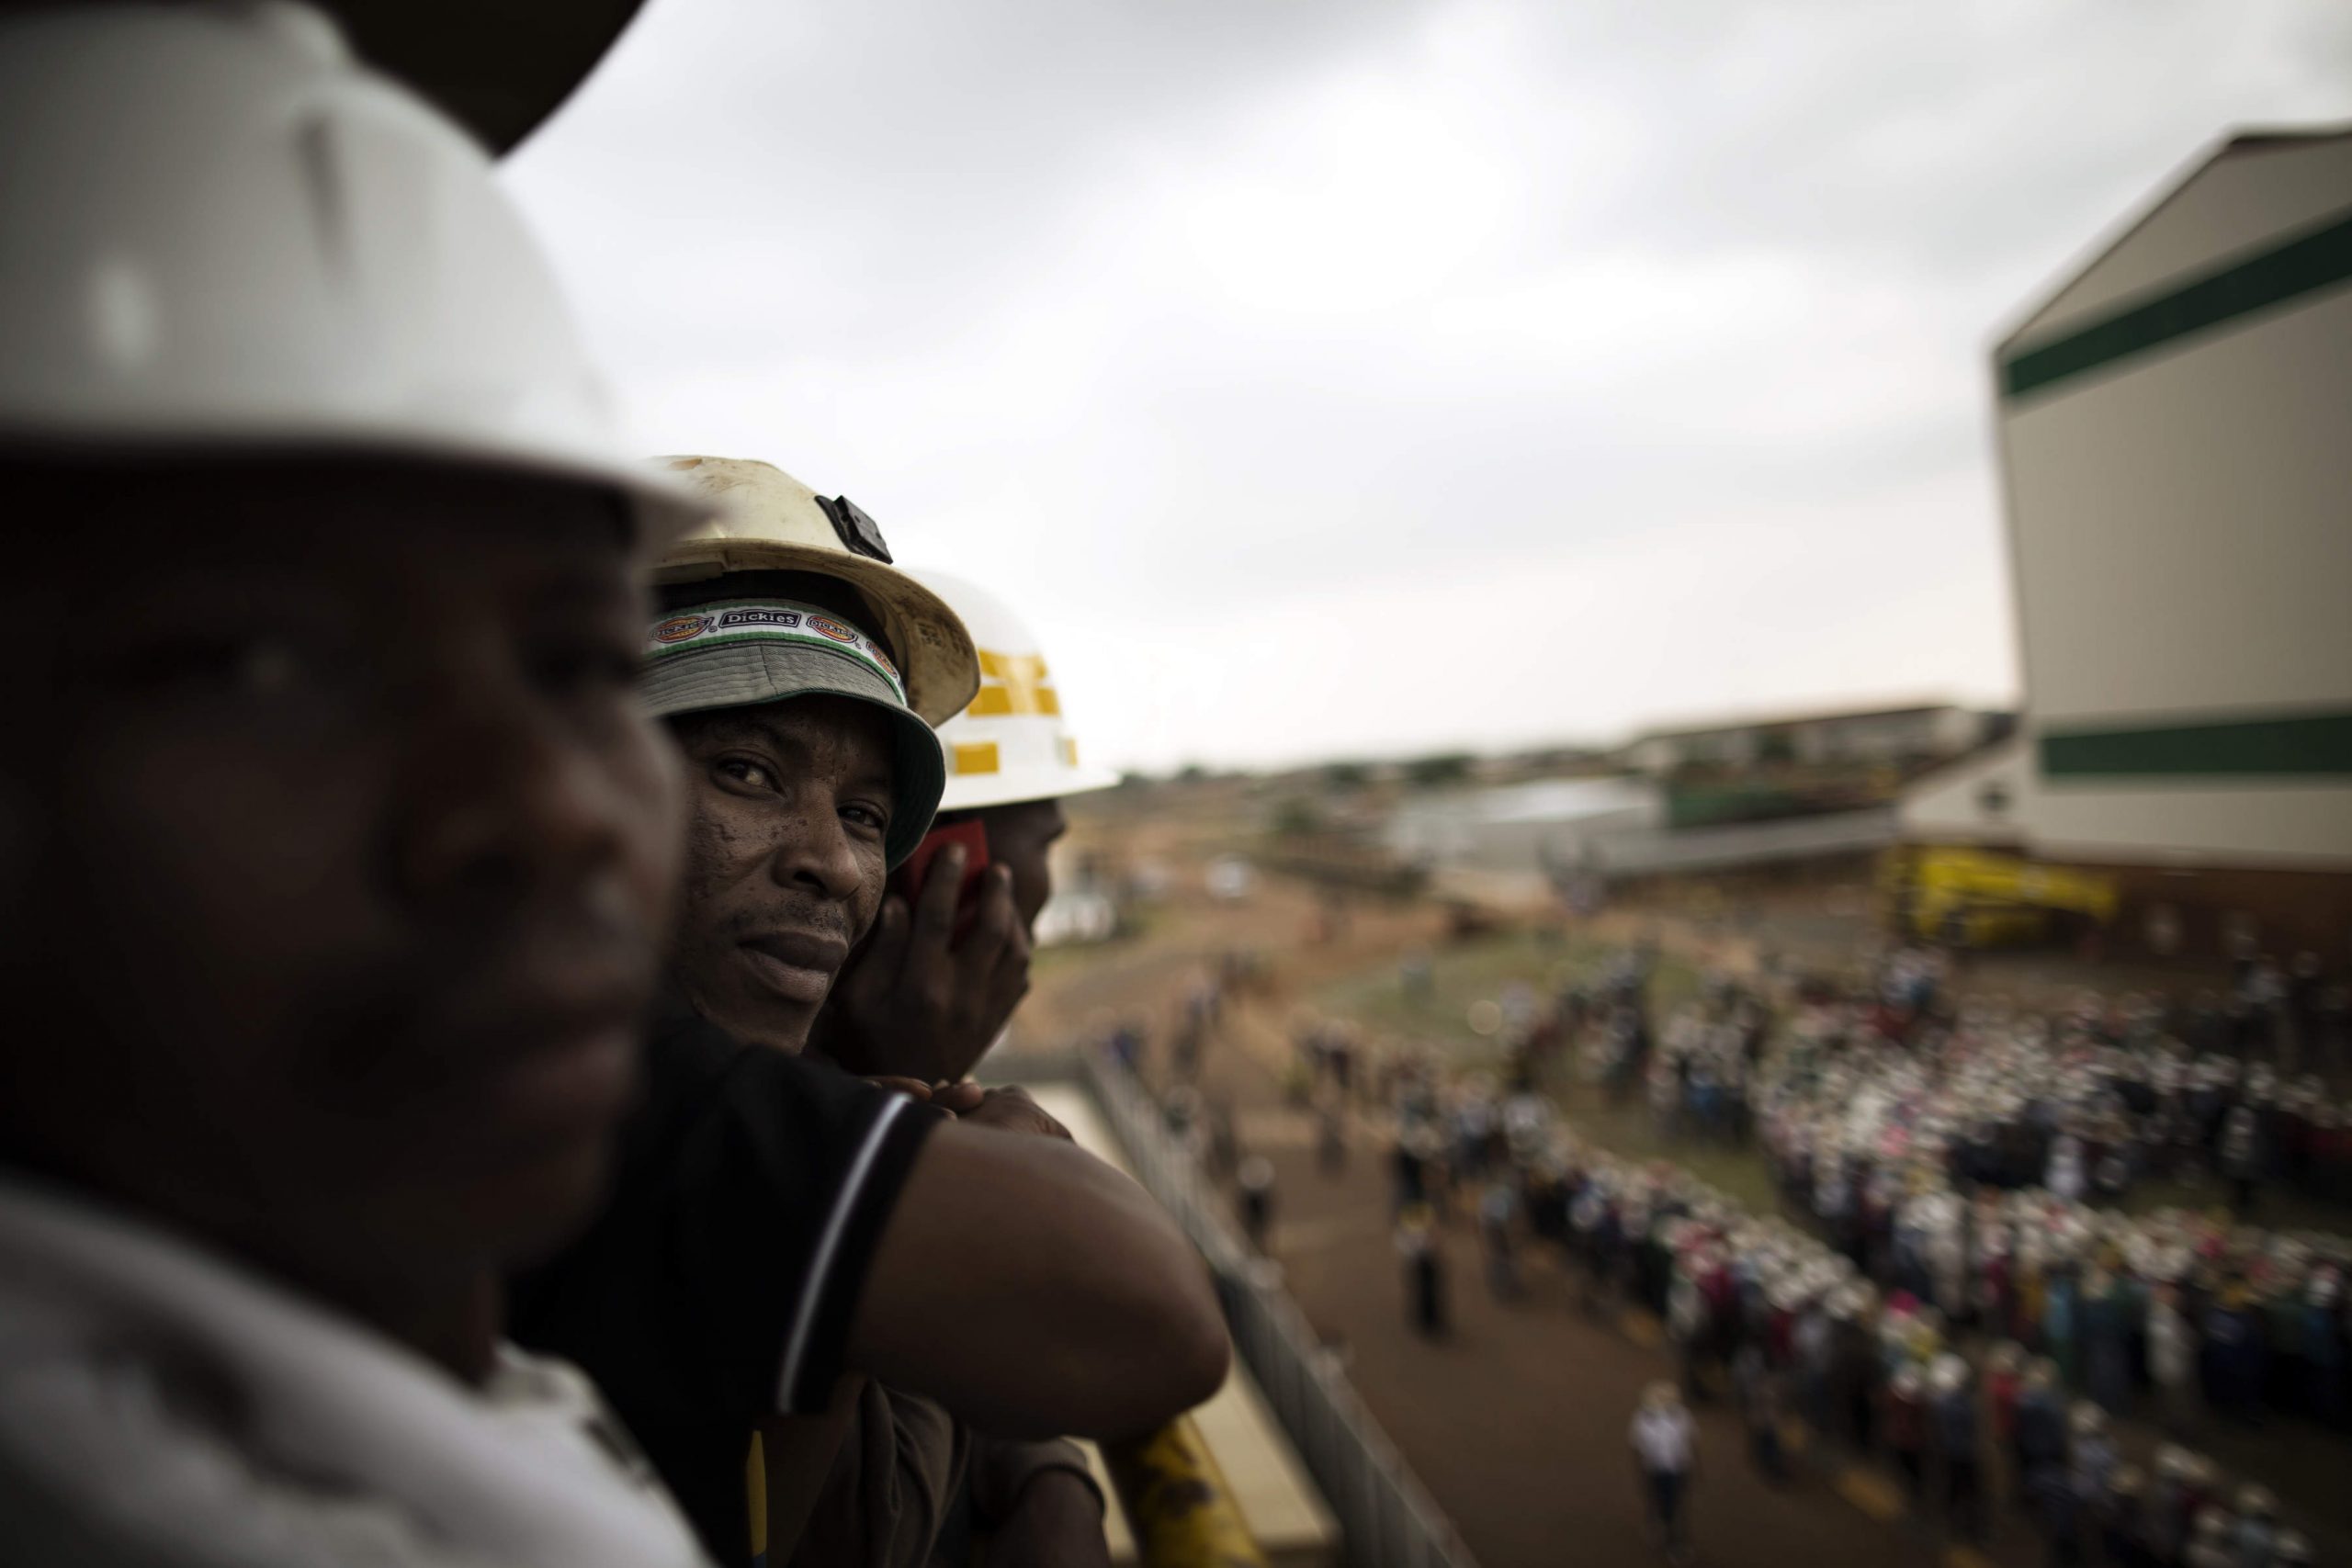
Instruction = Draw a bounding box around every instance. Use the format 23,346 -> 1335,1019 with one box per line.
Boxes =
817,494 -> 892,563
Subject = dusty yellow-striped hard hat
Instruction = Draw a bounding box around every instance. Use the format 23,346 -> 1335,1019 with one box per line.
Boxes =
650,457 -> 979,727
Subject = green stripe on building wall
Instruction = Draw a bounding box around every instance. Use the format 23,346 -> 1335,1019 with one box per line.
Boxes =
2001,209 -> 2352,400
2040,711 -> 2352,777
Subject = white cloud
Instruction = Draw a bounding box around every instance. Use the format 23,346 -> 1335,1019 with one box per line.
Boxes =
507,0 -> 2352,770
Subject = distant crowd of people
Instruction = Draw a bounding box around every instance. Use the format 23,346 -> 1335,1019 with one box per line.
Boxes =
1620,944 -> 2352,1217
1166,930 -> 2352,1567
1567,1159 -> 2322,1567
1442,1069 -> 2326,1566
1753,960 -> 2352,1217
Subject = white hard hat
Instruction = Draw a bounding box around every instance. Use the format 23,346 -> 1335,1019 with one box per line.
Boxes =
652,458 -> 980,728
908,568 -> 1122,810
0,3 -> 701,546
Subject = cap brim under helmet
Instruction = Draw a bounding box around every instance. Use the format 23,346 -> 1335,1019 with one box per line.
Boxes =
642,607 -> 945,870
653,533 -> 978,729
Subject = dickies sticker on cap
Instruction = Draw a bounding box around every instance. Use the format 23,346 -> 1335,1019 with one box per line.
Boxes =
642,599 -> 908,706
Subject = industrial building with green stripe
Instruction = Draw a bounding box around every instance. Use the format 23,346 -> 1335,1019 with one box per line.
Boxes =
1901,125 -> 2352,959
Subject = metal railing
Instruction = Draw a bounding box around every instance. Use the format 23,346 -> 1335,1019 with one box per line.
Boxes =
1084,1053 -> 1482,1568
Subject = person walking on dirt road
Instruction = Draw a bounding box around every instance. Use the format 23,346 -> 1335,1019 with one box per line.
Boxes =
1239,1156 -> 1277,1253
1398,1206 -> 1449,1338
1631,1381 -> 1699,1564
1477,1179 -> 1520,1299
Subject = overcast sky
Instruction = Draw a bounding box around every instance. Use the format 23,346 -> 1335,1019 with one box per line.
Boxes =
507,1 -> 2352,773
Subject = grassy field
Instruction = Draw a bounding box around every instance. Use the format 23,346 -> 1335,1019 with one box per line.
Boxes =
1307,927 -> 1706,1055
1304,926 -> 1797,1209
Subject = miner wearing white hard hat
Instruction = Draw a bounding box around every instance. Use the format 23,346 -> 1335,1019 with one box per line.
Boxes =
809,567 -> 1123,1081
802,565 -> 1126,1568
0,11 -> 1228,1566
630,470 -> 1040,1091
515,460 -> 1201,1568
634,457 -> 992,1052
0,6 -> 711,1563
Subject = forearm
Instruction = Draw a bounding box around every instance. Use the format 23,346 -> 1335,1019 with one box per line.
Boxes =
852,1129 -> 1229,1438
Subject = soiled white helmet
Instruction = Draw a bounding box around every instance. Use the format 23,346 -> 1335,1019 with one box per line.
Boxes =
0,2 -> 699,543
910,569 -> 1122,810
650,458 -> 980,727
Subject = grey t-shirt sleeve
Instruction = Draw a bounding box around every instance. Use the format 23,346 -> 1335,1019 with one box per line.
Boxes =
788,1382 -> 968,1568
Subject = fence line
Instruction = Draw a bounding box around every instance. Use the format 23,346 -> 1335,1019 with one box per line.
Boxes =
1083,1053 -> 1482,1568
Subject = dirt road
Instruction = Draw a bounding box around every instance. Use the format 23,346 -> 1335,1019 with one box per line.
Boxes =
1019,880 -> 2011,1568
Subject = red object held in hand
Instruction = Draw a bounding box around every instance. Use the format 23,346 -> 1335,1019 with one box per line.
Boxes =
888,818 -> 991,940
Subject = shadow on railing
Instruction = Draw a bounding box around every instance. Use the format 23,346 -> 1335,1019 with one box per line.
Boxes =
1083,1052 -> 1482,1568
